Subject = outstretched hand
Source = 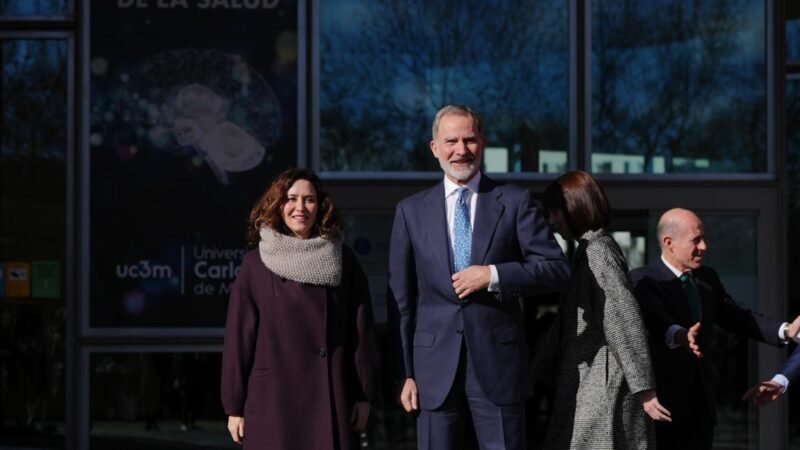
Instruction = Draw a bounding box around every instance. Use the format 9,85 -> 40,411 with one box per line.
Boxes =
742,380 -> 784,407
640,389 -> 672,422
686,322 -> 703,357
676,322 -> 703,358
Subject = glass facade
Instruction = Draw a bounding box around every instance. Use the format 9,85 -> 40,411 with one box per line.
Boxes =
591,0 -> 767,174
319,0 -> 569,174
0,0 -> 67,17
0,38 -> 68,449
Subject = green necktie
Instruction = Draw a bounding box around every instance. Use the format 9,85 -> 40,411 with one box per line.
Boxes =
679,272 -> 701,322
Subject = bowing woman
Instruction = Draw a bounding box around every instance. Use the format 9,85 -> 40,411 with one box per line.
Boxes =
536,170 -> 670,449
221,168 -> 377,450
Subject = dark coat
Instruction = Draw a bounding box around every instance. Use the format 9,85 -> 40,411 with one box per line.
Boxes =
630,261 -> 782,427
387,174 -> 570,409
221,246 -> 376,450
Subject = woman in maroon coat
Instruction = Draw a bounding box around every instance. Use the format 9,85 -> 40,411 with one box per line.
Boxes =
221,168 -> 377,450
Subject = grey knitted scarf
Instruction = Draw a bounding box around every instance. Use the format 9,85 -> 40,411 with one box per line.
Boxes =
258,227 -> 342,286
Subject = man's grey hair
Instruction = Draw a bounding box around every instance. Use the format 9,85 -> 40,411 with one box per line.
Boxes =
431,105 -> 483,140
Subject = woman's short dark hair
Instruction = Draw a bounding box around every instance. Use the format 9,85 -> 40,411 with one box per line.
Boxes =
246,168 -> 342,247
541,170 -> 612,236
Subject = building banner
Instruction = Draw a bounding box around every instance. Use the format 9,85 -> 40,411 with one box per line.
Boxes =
89,0 -> 297,328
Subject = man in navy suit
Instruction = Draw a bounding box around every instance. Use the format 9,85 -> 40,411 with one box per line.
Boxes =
630,208 -> 800,450
387,105 -> 570,450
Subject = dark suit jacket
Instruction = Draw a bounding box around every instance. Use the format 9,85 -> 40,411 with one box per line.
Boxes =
387,174 -> 570,409
630,260 -> 783,424
779,345 -> 800,382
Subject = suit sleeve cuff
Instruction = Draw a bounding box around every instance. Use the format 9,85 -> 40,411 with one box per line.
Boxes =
487,265 -> 500,293
779,322 -> 789,341
666,324 -> 684,349
772,374 -> 790,392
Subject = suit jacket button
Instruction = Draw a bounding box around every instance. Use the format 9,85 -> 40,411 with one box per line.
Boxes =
456,329 -> 464,335
318,347 -> 327,358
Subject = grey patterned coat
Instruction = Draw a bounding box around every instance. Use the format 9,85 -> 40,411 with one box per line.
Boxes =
536,229 -> 656,449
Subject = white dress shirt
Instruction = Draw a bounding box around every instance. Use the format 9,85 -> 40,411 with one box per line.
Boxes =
442,173 -> 500,292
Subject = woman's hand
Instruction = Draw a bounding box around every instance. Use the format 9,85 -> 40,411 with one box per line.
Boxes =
350,401 -> 370,431
227,415 -> 245,444
640,389 -> 672,422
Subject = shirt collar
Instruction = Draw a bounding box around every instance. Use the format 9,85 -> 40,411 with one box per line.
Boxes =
661,254 -> 689,279
443,171 -> 481,197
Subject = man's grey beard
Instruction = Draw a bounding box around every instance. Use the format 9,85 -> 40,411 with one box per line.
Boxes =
440,160 -> 478,182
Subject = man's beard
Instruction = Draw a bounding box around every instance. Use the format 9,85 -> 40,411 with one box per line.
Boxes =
440,159 -> 477,182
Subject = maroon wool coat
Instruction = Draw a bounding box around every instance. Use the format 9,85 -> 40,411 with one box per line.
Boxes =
221,246 -> 376,450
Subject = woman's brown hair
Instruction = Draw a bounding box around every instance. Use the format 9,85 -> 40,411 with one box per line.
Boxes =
246,168 -> 342,247
542,170 -> 612,237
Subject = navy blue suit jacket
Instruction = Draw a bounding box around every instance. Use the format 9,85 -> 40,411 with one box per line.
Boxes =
631,260 -> 783,424
779,345 -> 800,382
387,174 -> 570,409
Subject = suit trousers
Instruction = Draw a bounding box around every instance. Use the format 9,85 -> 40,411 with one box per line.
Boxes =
417,340 -> 525,450
654,376 -> 714,450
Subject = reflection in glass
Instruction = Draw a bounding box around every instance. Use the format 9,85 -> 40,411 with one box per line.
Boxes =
592,0 -> 767,174
610,231 -> 646,270
320,0 -> 568,173
90,353 -> 229,450
342,214 -> 391,323
700,216 -> 758,448
788,15 -> 800,61
0,0 -> 67,16
2,40 -> 67,162
0,39 -> 67,449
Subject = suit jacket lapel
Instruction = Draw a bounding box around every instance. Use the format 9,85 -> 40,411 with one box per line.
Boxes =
422,182 -> 452,273
654,260 -> 694,324
472,175 -> 503,266
694,273 -> 712,322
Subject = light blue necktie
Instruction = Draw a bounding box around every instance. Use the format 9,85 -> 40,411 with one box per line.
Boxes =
453,187 -> 472,272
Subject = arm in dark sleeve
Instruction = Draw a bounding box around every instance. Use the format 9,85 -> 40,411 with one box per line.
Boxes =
779,345 -> 800,382
387,201 -> 418,380
707,268 -> 784,347
220,256 -> 258,417
494,190 -> 571,301
346,249 -> 378,403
